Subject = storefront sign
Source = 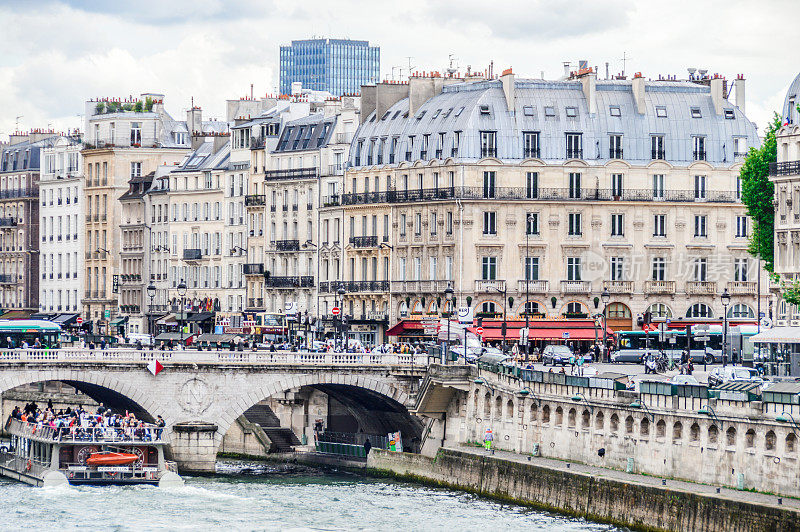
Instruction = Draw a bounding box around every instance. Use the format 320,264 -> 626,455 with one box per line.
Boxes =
112,275 -> 119,294
457,306 -> 473,324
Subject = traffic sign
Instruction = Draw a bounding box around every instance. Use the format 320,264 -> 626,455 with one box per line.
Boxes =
760,317 -> 773,329
76,317 -> 83,325
695,335 -> 710,342
331,307 -> 341,316
476,326 -> 484,336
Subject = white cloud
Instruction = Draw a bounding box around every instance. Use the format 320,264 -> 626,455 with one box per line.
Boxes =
0,0 -> 798,139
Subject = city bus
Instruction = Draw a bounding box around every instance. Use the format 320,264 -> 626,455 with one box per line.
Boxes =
613,325 -> 757,365
0,320 -> 62,349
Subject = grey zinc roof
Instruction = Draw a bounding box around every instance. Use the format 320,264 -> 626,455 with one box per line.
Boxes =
782,72 -> 800,125
350,77 -> 759,168
273,113 -> 336,153
175,141 -> 230,172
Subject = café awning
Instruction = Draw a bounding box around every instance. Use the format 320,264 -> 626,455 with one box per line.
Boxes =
751,327 -> 800,344
467,319 -> 615,342
53,313 -> 79,326
186,312 -> 214,322
386,320 -> 425,336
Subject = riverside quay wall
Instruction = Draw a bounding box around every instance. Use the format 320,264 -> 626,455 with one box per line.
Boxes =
367,448 -> 800,532
415,365 -> 800,498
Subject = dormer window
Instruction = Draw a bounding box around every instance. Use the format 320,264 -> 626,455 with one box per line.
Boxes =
442,108 -> 453,118
724,109 -> 735,119
609,106 -> 621,117
454,107 -> 465,117
392,110 -> 402,120
523,106 -> 535,116
479,105 -> 491,116
656,106 -> 667,118
691,107 -> 702,118
544,106 -> 556,117
565,107 -> 578,118
381,111 -> 390,120
416,110 -> 426,120
431,109 -> 441,119
369,114 -> 376,123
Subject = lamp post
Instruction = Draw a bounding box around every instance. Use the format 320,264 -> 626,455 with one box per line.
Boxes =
601,288 -> 610,362
493,285 -> 507,354
177,280 -> 187,348
721,288 -> 731,365
444,282 -> 454,365
337,284 -> 346,352
147,283 -> 156,338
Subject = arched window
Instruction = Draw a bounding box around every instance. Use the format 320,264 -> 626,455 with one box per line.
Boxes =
555,406 -> 563,427
568,408 -> 576,428
542,405 -> 551,424
581,410 -> 591,428
686,303 -> 713,318
726,427 -> 737,446
656,420 -> 666,439
779,300 -> 789,320
480,301 -> 497,316
787,433 -> 796,453
708,425 -> 718,444
523,300 -> 542,316
530,403 -> 538,423
506,399 -> 514,419
745,429 -> 756,448
625,415 -> 634,434
473,391 -> 479,415
640,418 -> 650,436
607,302 -> 632,318
610,413 -> 619,432
673,422 -> 683,441
565,301 -> 586,316
494,395 -> 502,419
765,430 -> 776,451
483,392 -> 491,417
398,301 -> 409,317
728,304 -> 755,318
412,300 -> 423,314
647,302 -> 673,319
595,411 -> 604,431
427,300 -> 438,314
690,423 -> 700,442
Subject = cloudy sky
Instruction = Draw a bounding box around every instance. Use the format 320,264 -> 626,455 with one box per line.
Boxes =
0,0 -> 796,139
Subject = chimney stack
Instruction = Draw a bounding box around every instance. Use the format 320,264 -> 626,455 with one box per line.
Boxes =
734,75 -> 746,115
578,68 -> 596,115
631,73 -> 646,114
710,76 -> 724,115
500,68 -> 515,112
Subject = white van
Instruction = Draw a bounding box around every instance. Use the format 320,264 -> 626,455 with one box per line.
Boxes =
128,333 -> 154,347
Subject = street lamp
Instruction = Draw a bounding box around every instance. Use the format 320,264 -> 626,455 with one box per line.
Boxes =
147,283 -> 156,338
493,285 -> 508,355
337,284 -> 346,352
721,288 -> 731,365
601,288 -> 610,362
444,282 -> 454,365
177,280 -> 187,348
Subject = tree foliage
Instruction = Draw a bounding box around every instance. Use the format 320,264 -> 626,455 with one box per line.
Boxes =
740,114 -> 780,272
740,113 -> 800,305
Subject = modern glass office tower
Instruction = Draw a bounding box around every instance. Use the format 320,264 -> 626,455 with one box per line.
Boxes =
279,39 -> 380,96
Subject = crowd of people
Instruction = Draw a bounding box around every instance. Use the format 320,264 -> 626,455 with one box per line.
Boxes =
7,401 -> 165,442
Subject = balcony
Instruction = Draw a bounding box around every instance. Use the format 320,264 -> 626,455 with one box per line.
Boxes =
727,281 -> 757,296
245,195 -> 266,207
603,280 -> 634,294
566,148 -> 583,159
475,280 -> 506,293
686,281 -> 716,295
651,150 -> 666,161
247,298 -> 265,310
349,236 -> 379,248
516,280 -> 549,293
0,218 -> 17,227
266,276 -> 315,288
769,161 -> 800,177
0,274 -> 17,284
644,280 -> 675,294
244,263 -> 265,275
693,151 -> 707,162
392,280 -> 449,293
560,280 -> 592,294
275,240 -> 300,251
264,167 -> 317,181
182,248 -> 204,261
0,188 -> 37,200
341,280 -> 390,293
327,163 -> 345,176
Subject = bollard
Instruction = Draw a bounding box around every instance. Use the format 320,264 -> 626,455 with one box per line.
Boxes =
626,457 -> 634,473
737,473 -> 745,490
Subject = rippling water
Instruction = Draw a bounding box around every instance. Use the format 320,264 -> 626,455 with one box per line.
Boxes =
0,461 -> 618,531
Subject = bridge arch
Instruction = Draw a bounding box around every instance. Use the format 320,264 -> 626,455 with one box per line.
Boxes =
0,368 -> 160,423
217,371 -> 421,452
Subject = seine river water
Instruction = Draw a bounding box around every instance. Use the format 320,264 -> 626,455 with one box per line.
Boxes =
0,461 -> 617,531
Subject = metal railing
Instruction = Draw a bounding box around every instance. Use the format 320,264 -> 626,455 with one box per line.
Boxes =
182,249 -> 203,260
0,349 -> 432,366
392,280 -> 450,293
264,167 -> 317,181
0,188 -> 38,199
336,186 -> 741,206
244,264 -> 265,275
245,195 -> 266,206
5,418 -> 166,444
0,218 -> 17,227
247,298 -> 264,309
349,236 -> 378,248
266,276 -> 315,288
275,240 -> 300,251
769,161 -> 800,176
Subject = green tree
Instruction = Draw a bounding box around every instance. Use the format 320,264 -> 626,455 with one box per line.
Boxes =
740,113 -> 800,305
740,113 -> 780,272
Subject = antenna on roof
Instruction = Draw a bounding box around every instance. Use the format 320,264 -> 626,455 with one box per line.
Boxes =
447,54 -> 458,77
15,116 -> 22,132
406,57 -> 415,79
620,52 -> 631,78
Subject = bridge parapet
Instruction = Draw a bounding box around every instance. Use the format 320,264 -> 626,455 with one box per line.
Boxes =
0,348 -> 433,367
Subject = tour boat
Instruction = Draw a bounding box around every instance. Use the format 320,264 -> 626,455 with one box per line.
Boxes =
85,452 -> 139,467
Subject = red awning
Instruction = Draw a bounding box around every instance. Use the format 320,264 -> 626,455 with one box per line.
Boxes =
468,319 -> 615,342
386,320 -> 425,336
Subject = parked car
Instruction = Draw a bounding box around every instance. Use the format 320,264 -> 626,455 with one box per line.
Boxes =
707,366 -> 763,388
671,375 -> 700,385
542,344 -> 573,366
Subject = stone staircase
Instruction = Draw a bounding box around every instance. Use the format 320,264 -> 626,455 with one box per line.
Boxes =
242,403 -> 300,452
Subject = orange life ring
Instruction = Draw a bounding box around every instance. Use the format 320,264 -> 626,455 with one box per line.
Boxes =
25,460 -> 32,471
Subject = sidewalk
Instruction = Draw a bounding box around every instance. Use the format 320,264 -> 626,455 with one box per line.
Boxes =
452,445 -> 800,511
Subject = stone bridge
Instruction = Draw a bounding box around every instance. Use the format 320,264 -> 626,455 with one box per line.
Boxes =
0,349 -> 429,472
